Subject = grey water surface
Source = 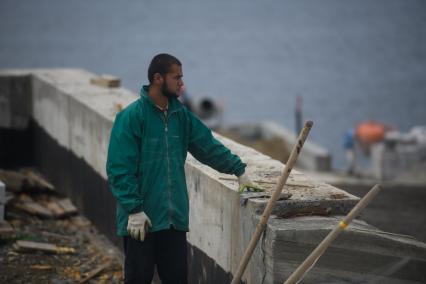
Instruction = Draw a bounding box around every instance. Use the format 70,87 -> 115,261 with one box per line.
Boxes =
1,0 -> 425,168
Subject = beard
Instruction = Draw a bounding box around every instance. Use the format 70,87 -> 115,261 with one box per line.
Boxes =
161,81 -> 178,98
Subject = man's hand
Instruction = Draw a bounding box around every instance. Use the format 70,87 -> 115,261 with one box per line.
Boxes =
238,172 -> 264,193
127,211 -> 152,241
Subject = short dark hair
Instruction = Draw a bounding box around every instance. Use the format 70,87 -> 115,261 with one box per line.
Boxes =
148,53 -> 182,84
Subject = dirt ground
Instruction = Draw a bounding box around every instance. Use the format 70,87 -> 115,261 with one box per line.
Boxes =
0,173 -> 124,284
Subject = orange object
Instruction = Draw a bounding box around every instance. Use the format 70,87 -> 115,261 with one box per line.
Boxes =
355,121 -> 386,143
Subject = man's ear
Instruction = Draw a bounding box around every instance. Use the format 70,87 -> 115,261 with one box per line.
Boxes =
153,73 -> 163,84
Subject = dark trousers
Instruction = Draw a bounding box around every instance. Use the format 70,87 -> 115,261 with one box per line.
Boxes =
123,228 -> 188,284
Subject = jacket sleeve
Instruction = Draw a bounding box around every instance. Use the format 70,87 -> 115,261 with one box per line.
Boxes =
106,106 -> 144,214
187,110 -> 246,176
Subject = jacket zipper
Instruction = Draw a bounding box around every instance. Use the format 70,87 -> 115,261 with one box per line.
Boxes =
163,108 -> 180,228
162,110 -> 172,226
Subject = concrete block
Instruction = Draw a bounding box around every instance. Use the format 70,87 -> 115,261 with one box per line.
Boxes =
32,75 -> 71,150
0,181 -> 5,204
0,74 -> 32,129
30,69 -> 135,179
268,216 -> 426,283
0,204 -> 3,221
0,181 -> 6,221
372,141 -> 426,180
186,135 -> 358,283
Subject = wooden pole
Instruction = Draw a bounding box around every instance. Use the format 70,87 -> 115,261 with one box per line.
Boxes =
283,184 -> 382,284
231,121 -> 313,284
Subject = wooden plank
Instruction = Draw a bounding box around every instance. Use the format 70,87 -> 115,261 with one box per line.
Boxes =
57,198 -> 77,215
23,170 -> 55,191
0,220 -> 15,239
41,231 -> 74,241
46,201 -> 66,217
0,169 -> 27,192
71,216 -> 91,227
79,261 -> 111,283
30,265 -> 52,270
90,75 -> 121,88
15,240 -> 58,253
15,240 -> 75,254
0,169 -> 55,192
15,201 -> 54,218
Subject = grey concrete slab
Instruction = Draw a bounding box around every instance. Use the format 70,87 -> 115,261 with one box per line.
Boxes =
0,205 -> 4,222
266,216 -> 426,283
0,181 -> 5,204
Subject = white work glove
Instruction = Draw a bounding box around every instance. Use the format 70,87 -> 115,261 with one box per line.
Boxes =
127,211 -> 152,241
237,172 -> 264,193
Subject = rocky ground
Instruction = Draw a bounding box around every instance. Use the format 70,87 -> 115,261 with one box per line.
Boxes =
0,169 -> 123,284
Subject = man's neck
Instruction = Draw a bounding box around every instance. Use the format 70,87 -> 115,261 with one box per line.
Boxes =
148,85 -> 168,109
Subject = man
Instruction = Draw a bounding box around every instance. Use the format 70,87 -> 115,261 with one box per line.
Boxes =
106,53 -> 258,284
343,128 -> 356,175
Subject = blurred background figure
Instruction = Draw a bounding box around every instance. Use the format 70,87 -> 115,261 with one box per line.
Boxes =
343,121 -> 392,175
178,84 -> 193,112
295,95 -> 303,135
178,84 -> 223,130
343,128 -> 356,175
356,121 -> 390,155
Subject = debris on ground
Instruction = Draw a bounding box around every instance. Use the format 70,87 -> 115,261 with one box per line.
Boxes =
0,168 -> 123,283
14,240 -> 76,254
0,168 -> 55,193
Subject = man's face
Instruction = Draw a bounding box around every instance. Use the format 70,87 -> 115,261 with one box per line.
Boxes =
161,64 -> 184,98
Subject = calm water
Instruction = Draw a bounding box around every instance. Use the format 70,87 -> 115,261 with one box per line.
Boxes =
1,0 -> 425,168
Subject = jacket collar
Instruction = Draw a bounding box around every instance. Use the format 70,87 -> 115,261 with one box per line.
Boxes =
140,85 -> 183,113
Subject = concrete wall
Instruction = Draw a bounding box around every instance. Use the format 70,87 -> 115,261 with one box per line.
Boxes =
0,181 -> 5,221
1,69 -> 425,283
0,73 -> 32,130
371,140 -> 426,181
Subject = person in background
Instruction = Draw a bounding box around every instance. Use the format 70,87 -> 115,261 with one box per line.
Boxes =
106,53 -> 259,284
343,128 -> 356,175
343,121 -> 392,175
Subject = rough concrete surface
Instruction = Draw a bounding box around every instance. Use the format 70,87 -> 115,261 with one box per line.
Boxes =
307,170 -> 426,243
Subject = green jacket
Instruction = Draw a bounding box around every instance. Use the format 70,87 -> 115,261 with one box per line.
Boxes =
106,86 -> 246,236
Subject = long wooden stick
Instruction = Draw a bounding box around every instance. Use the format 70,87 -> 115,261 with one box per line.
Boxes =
231,121 -> 313,284
283,184 -> 382,284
